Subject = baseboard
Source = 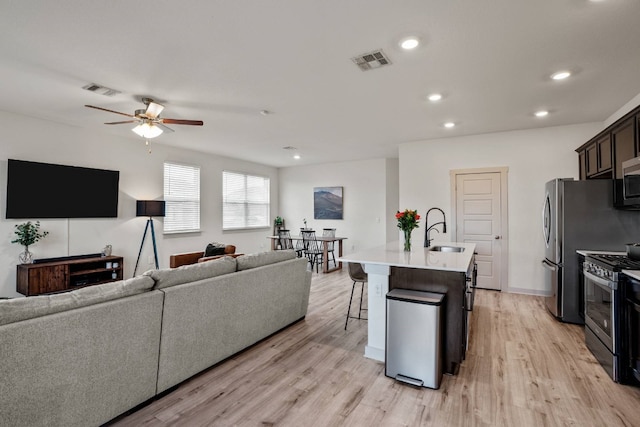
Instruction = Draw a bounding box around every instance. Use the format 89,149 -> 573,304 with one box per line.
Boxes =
506,286 -> 549,296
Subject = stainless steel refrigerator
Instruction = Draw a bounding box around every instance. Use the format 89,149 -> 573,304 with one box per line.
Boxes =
542,178 -> 640,324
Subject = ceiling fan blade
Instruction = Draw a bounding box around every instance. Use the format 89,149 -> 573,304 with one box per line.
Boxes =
161,118 -> 204,126
145,101 -> 164,119
104,120 -> 138,125
156,122 -> 175,133
85,105 -> 135,118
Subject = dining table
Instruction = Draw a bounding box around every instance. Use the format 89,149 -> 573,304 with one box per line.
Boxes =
267,234 -> 347,273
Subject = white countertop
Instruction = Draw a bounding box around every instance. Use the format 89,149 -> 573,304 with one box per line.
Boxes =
623,270 -> 640,280
338,241 -> 476,273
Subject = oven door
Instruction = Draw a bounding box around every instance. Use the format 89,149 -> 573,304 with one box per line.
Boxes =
584,270 -> 617,352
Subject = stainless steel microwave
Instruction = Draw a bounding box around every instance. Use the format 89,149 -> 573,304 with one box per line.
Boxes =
616,157 -> 640,209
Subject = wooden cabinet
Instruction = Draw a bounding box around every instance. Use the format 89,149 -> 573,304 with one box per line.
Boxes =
17,255 -> 124,296
612,117 -> 636,179
576,104 -> 640,180
597,134 -> 612,171
585,141 -> 598,177
579,150 -> 587,180
583,134 -> 612,178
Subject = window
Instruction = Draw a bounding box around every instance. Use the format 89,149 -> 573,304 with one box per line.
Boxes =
223,171 -> 270,230
163,162 -> 200,233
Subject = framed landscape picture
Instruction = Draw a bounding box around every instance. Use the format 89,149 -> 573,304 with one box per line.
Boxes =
314,186 -> 343,219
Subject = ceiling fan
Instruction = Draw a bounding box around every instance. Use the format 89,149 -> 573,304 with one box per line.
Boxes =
85,97 -> 203,138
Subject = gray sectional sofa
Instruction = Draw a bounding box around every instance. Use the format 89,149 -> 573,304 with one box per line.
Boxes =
0,250 -> 311,427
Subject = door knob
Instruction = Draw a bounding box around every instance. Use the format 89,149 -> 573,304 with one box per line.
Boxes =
495,235 -> 501,239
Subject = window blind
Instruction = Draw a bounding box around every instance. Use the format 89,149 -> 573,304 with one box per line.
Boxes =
223,171 -> 270,230
163,162 -> 200,233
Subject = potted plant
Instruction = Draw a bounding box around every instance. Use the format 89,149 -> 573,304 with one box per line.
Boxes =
11,221 -> 49,264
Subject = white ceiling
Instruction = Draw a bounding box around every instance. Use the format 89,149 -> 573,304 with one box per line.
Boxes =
1,1 -> 639,167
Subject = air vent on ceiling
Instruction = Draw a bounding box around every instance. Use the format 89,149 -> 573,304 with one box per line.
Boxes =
351,49 -> 391,71
82,83 -> 121,97
282,146 -> 297,150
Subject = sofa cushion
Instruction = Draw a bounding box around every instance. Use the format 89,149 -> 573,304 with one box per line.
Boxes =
0,275 -> 155,326
236,250 -> 296,271
146,255 -> 237,289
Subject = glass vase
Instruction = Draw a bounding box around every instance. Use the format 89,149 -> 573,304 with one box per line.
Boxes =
19,247 -> 33,264
403,229 -> 412,252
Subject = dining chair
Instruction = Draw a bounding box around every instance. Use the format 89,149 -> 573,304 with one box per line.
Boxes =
277,229 -> 295,250
302,229 -> 324,273
294,227 -> 310,257
322,228 -> 336,268
345,262 -> 368,330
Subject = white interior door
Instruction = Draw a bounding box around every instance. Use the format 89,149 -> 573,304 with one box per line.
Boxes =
455,172 -> 503,291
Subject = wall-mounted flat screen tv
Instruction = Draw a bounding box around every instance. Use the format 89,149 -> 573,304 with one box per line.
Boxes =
6,159 -> 120,219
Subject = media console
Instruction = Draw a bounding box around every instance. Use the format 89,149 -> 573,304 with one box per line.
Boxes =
17,255 -> 124,296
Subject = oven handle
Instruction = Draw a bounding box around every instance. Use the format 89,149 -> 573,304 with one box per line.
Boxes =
584,270 -> 618,291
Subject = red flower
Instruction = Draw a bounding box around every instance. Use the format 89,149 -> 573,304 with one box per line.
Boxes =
396,209 -> 421,232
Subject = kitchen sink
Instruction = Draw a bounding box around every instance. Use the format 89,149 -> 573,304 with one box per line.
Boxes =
430,245 -> 465,253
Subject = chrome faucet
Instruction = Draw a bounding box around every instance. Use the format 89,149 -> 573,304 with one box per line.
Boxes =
424,207 -> 447,247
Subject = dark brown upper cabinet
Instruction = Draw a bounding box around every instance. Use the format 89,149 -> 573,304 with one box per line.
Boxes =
576,104 -> 640,181
612,117 -> 636,179
582,134 -> 612,178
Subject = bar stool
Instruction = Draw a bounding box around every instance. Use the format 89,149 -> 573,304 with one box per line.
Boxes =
345,262 -> 368,330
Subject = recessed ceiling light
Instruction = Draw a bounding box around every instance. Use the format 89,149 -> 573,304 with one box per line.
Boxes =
535,110 -> 549,117
551,71 -> 571,80
427,93 -> 443,102
400,37 -> 420,50
293,154 -> 301,160
444,122 -> 455,128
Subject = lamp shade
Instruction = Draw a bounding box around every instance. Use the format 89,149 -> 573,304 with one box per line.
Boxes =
132,122 -> 163,138
136,200 -> 166,217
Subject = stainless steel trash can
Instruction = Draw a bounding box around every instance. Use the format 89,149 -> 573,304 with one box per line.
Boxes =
385,289 -> 444,389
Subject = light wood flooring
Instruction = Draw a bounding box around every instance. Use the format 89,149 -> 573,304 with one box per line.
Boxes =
110,270 -> 640,426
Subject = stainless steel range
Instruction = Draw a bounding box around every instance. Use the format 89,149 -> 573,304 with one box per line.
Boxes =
583,254 -> 640,382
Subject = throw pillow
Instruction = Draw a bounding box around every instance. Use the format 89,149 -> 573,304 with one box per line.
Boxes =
204,242 -> 226,257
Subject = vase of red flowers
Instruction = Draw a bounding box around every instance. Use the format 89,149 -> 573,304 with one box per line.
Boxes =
396,209 -> 421,251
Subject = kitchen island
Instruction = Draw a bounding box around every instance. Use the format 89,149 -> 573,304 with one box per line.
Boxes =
339,241 -> 476,375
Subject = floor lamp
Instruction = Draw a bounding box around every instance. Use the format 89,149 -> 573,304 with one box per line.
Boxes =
133,200 -> 166,276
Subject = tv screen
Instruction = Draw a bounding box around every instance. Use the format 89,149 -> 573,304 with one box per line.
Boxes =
6,159 -> 119,219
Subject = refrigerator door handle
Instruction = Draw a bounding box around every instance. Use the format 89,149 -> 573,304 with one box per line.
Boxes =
542,259 -> 557,271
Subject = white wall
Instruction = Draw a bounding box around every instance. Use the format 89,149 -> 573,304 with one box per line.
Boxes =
604,91 -> 640,128
278,158 -> 398,256
399,122 -> 603,294
0,110 -> 278,298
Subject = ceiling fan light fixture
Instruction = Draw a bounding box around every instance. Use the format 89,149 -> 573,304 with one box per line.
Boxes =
145,101 -> 164,119
132,122 -> 163,138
